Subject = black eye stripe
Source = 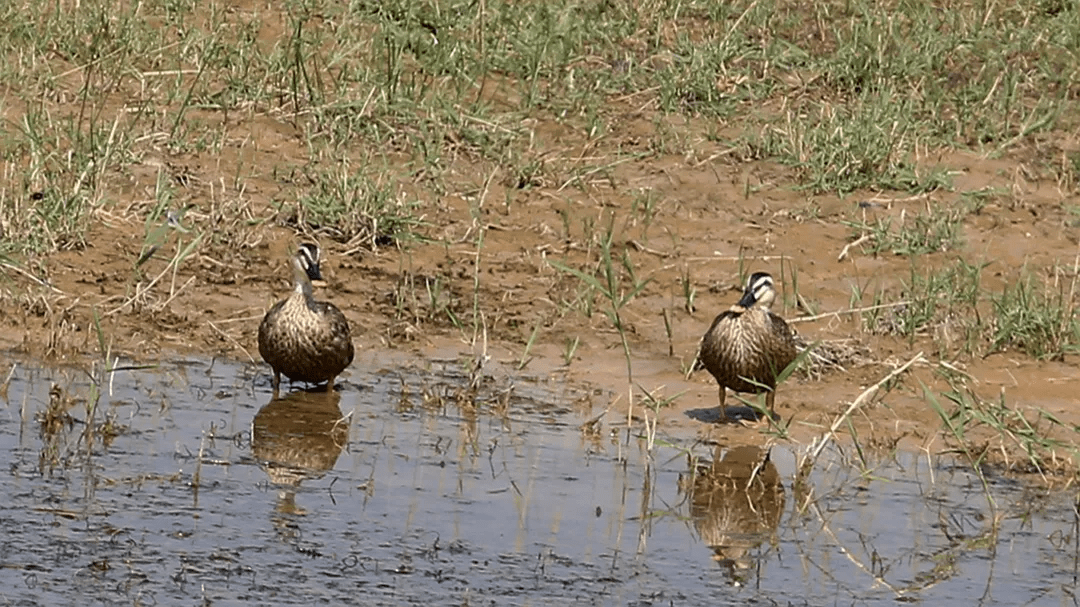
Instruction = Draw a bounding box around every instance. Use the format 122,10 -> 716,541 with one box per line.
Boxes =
746,272 -> 774,292
298,243 -> 321,266
295,243 -> 324,282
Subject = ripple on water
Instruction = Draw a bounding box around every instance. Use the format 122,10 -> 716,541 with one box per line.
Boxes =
0,356 -> 1076,606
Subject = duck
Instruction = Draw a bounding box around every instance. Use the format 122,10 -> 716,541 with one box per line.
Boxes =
258,243 -> 354,391
696,272 -> 797,421
685,445 -> 784,574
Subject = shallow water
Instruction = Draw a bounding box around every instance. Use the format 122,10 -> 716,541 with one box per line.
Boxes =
0,355 -> 1077,606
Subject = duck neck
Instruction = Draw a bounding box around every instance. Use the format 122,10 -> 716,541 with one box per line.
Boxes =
293,266 -> 314,301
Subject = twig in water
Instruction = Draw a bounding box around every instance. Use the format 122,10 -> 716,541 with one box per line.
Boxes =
808,500 -> 907,599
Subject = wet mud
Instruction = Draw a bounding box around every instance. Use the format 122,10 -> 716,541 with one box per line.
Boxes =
3,137 -> 1079,459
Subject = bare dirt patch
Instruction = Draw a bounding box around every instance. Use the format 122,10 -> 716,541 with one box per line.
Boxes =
6,137 -> 1078,461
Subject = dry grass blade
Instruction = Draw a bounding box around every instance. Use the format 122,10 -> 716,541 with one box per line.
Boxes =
0,261 -> 64,294
837,234 -> 871,261
106,233 -> 204,316
797,337 -> 871,379
789,301 -> 912,324
209,322 -> 255,364
803,352 -> 925,467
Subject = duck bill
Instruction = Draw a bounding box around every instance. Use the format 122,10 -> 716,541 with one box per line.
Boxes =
736,290 -> 757,308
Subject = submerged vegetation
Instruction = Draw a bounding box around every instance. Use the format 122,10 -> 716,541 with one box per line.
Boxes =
0,0 -> 1080,482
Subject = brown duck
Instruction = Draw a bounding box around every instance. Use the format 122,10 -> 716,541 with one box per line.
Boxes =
696,272 -> 797,420
258,243 -> 354,391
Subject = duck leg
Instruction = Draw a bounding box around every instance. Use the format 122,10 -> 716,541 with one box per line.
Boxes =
270,372 -> 281,399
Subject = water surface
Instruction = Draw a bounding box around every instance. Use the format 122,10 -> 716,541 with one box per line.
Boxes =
0,355 -> 1076,606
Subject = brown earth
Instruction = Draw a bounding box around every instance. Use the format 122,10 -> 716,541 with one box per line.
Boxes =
2,51 -> 1080,469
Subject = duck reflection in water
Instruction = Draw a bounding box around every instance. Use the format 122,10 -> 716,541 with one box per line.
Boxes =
681,444 -> 785,582
251,388 -> 350,515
